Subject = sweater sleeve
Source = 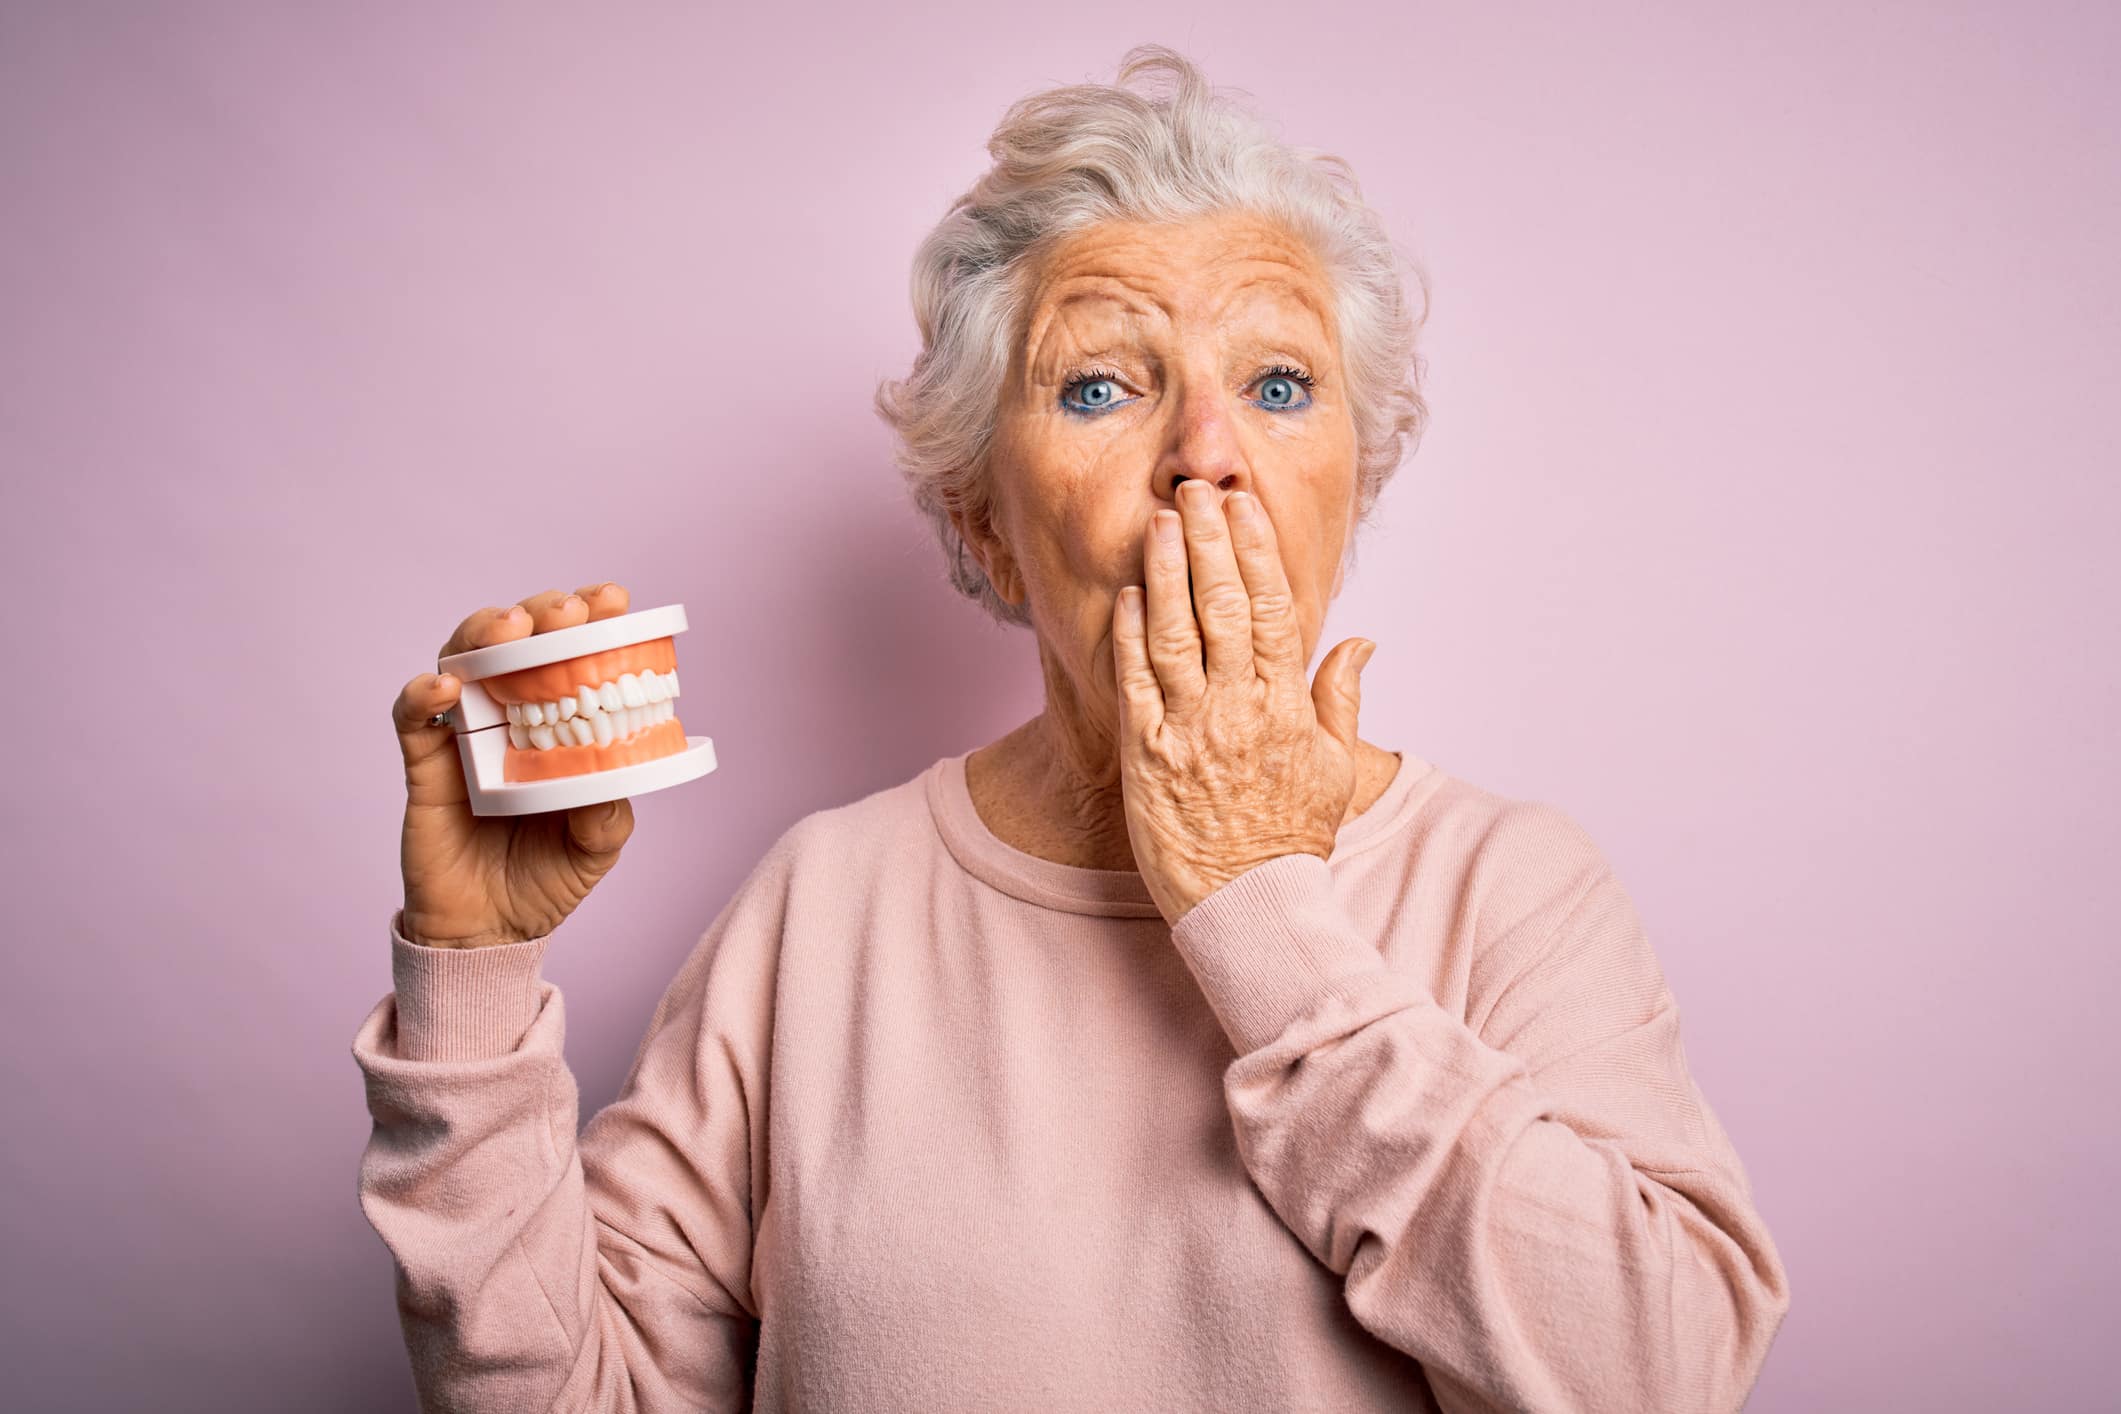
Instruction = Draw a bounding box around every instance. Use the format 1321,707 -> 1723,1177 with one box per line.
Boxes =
350,848 -> 790,1413
1164,824 -> 1791,1414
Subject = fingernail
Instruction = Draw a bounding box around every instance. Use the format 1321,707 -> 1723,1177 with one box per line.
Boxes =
1227,491 -> 1256,521
435,673 -> 456,688
1154,511 -> 1181,543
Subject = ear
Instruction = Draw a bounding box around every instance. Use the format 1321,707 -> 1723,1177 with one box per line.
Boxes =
948,501 -> 1024,607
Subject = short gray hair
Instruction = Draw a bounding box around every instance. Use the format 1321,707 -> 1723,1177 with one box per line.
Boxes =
873,43 -> 1431,629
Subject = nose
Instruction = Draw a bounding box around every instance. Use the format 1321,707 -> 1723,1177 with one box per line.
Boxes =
1163,470 -> 1243,505
1152,377 -> 1250,508
1153,438 -> 1247,510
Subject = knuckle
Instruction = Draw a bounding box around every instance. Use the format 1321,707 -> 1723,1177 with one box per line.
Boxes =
1141,735 -> 1184,771
1248,588 -> 1294,620
1148,626 -> 1198,656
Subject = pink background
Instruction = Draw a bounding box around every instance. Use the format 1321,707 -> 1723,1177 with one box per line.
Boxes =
3,3 -> 2113,1409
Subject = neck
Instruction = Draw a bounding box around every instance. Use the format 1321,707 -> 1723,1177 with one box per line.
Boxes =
984,659 -> 1139,872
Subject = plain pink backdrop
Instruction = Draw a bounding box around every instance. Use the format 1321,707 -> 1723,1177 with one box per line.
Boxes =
2,3 -> 2113,1409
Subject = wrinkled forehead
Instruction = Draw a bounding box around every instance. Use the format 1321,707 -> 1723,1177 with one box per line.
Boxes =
1018,216 -> 1338,359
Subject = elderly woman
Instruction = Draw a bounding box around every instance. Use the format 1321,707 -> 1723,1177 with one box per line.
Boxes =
355,45 -> 1788,1413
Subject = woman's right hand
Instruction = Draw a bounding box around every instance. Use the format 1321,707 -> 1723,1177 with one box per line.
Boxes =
390,583 -> 639,949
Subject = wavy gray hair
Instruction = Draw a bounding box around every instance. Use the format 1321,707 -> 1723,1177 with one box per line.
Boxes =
873,43 -> 1431,629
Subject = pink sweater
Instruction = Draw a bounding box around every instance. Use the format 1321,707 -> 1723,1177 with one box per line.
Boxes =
352,748 -> 1789,1411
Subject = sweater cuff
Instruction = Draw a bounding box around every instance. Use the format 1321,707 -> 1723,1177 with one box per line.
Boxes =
387,909 -> 553,1062
1166,853 -> 1390,1056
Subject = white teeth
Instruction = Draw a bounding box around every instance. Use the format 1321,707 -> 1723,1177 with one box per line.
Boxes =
502,672 -> 684,752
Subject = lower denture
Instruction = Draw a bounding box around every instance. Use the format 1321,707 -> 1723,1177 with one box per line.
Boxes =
501,715 -> 688,782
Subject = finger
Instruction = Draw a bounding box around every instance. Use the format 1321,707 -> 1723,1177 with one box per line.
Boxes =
392,671 -> 469,807
1110,585 -> 1163,738
1223,490 -> 1304,684
1175,479 -> 1254,686
565,795 -> 634,860
516,588 -> 583,634
1143,509 -> 1206,712
1311,636 -> 1375,752
439,604 -> 534,658
573,580 -> 631,621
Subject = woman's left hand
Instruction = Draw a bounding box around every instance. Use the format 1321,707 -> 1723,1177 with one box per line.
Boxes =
1112,479 -> 1378,925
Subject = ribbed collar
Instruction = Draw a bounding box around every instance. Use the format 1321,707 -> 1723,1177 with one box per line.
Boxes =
923,745 -> 1436,918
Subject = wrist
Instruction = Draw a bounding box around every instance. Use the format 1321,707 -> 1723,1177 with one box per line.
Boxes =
397,907 -> 527,951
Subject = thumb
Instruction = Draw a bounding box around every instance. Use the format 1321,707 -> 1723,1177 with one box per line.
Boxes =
566,796 -> 634,858
1312,637 -> 1375,751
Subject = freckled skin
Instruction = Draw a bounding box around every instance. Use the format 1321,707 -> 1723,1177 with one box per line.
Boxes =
952,210 -> 1396,874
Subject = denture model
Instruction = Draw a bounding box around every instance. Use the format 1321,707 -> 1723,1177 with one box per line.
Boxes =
435,603 -> 718,817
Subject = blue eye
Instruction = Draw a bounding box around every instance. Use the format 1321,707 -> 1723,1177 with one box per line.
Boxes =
1060,372 -> 1130,416
1254,366 -> 1315,411
1059,364 -> 1315,416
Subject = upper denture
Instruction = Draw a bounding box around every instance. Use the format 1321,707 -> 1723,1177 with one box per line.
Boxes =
505,667 -> 682,751
481,636 -> 679,707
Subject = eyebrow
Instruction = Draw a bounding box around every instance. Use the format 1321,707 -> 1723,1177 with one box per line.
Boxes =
1028,286 -> 1333,378
1035,338 -> 1329,384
